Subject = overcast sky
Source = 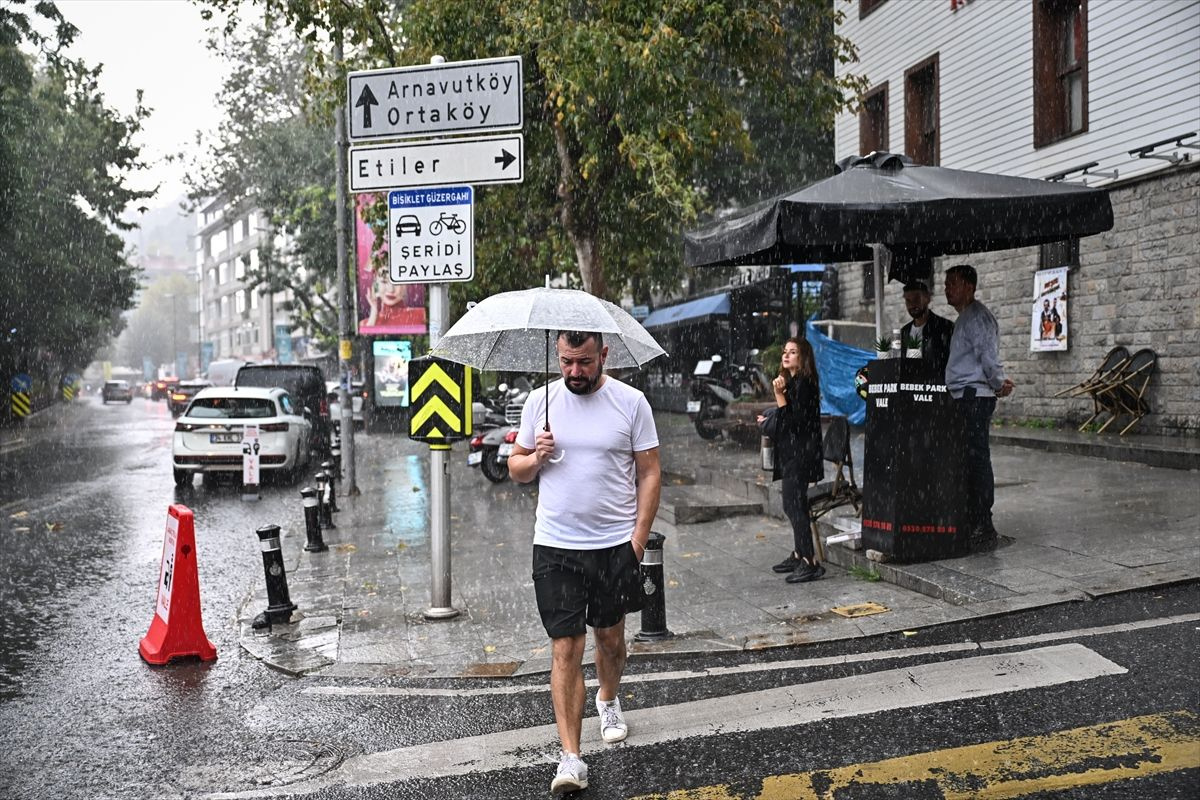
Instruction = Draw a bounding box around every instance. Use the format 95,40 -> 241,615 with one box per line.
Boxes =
56,0 -> 227,203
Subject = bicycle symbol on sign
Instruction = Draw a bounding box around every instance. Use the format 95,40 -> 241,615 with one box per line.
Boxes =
428,212 -> 467,236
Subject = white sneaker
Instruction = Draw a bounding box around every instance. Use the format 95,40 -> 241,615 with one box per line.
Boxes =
550,752 -> 588,794
596,695 -> 628,743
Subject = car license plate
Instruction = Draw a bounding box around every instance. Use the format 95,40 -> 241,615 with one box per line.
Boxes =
686,400 -> 701,413
498,443 -> 514,457
210,432 -> 241,444
467,451 -> 483,466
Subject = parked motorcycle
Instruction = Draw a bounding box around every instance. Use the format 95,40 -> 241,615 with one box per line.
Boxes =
686,352 -> 771,440
466,378 -> 531,483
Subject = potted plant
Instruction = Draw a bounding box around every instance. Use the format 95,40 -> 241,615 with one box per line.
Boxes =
903,335 -> 923,358
874,334 -> 892,360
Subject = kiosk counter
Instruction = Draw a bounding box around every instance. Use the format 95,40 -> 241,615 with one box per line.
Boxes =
861,358 -> 969,561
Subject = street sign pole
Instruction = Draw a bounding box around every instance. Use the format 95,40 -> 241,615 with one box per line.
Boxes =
424,55 -> 459,621
334,31 -> 359,497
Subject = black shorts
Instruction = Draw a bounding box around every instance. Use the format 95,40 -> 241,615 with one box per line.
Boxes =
532,542 -> 644,638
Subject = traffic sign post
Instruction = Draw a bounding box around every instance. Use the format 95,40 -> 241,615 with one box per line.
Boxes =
388,186 -> 474,284
241,425 -> 261,501
347,55 -> 522,142
350,134 -> 523,192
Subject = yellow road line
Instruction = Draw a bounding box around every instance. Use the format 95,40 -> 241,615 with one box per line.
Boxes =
630,711 -> 1200,800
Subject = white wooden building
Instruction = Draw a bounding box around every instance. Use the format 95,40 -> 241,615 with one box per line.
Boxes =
832,0 -> 1200,435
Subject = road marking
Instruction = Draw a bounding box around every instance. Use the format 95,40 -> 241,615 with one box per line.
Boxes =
206,643 -> 1125,798
302,611 -> 1200,700
629,710 -> 1200,799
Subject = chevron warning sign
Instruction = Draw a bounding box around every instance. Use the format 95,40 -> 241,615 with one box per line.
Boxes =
407,357 -> 472,443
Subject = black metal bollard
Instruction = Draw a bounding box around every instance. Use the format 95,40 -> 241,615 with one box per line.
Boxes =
301,486 -> 327,553
330,443 -> 341,478
252,524 -> 297,629
316,471 -> 335,529
634,531 -> 672,642
321,460 -> 339,512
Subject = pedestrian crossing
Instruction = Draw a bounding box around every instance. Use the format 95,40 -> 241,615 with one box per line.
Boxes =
205,642 -> 1128,799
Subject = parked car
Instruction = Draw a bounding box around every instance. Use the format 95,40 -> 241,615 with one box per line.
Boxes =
101,380 -> 133,404
168,380 -> 213,416
326,380 -> 366,427
234,364 -> 330,456
171,386 -> 312,487
150,376 -> 180,401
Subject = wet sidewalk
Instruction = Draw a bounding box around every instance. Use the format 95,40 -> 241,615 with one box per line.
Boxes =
238,412 -> 1200,678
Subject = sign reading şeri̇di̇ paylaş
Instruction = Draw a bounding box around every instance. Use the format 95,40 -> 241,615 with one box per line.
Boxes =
387,186 -> 473,284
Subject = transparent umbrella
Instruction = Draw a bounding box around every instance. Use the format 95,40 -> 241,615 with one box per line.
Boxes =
430,286 -> 666,456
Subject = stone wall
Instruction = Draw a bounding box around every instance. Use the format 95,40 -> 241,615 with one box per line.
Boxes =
834,164 -> 1200,436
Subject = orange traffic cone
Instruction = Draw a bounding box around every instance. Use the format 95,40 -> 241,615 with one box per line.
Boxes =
139,504 -> 217,665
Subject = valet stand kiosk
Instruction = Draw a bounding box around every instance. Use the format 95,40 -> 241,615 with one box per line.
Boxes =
861,358 -> 970,561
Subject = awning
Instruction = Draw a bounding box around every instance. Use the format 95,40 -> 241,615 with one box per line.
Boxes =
641,293 -> 731,329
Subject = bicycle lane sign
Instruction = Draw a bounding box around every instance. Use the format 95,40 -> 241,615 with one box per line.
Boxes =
388,186 -> 473,284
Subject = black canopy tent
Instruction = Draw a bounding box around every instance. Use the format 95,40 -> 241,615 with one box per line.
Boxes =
683,152 -> 1115,336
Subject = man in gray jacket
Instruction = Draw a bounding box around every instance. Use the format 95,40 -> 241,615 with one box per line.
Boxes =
944,265 -> 1014,552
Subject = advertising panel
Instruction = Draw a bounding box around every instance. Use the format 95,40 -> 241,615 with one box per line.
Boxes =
373,340 -> 412,408
1030,266 -> 1069,352
356,193 -> 427,336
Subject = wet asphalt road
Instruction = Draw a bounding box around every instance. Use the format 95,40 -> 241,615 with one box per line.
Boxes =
0,397 -> 1196,799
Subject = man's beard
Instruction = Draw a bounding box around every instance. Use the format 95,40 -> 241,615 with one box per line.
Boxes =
565,373 -> 600,395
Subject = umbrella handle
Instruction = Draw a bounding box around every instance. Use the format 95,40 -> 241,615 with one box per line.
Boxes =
548,450 -> 565,464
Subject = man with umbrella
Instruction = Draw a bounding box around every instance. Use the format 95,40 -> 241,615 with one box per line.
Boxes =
508,329 -> 661,795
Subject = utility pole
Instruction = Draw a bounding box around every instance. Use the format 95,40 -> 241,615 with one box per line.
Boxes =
334,30 -> 358,495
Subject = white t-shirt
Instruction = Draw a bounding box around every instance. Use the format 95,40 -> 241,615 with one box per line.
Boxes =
517,376 -> 659,549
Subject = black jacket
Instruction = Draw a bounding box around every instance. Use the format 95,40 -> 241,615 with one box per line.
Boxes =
901,311 -> 955,381
771,373 -> 823,484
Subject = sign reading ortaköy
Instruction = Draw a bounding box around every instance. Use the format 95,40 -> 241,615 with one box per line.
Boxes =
388,186 -> 474,284
347,56 -> 523,142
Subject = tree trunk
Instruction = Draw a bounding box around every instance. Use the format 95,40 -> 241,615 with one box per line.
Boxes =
553,120 -> 607,298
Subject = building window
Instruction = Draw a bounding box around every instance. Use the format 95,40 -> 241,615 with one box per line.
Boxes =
1033,0 -> 1087,147
859,83 -> 889,155
905,54 -> 940,165
250,288 -> 259,310
235,291 -> 246,315
235,257 -> 245,280
218,262 -> 228,284
860,0 -> 888,19
219,296 -> 229,320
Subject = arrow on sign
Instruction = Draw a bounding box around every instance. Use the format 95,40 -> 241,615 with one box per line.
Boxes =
355,85 -> 379,129
494,149 -> 516,170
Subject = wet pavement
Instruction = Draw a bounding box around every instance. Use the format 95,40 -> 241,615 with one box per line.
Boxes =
235,407 -> 1200,679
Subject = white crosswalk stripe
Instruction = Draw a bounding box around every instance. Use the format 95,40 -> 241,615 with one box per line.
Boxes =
205,642 -> 1126,798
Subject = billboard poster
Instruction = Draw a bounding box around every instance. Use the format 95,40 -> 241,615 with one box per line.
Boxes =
274,324 -> 293,364
356,193 -> 427,335
373,340 -> 412,408
1030,266 -> 1069,352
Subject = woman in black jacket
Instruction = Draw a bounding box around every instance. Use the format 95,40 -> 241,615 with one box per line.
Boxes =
765,337 -> 825,583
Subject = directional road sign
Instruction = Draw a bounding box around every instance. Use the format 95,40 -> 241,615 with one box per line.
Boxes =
348,55 -> 523,142
407,357 -> 472,443
388,186 -> 474,284
350,134 -> 523,192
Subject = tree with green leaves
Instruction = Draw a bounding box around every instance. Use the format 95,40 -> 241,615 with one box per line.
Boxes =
197,0 -> 864,309
0,0 -> 151,408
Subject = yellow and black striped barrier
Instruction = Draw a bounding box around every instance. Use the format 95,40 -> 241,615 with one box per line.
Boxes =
10,373 -> 32,419
407,357 -> 472,444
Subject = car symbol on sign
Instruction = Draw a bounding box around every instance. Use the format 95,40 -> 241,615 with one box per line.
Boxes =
395,214 -> 421,237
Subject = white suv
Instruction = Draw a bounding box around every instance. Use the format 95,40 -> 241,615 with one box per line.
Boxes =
171,386 -> 312,487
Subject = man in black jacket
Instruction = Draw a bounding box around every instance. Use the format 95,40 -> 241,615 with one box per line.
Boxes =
900,280 -> 955,379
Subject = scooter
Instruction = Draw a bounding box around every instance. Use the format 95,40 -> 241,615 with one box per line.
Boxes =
686,352 -> 771,439
466,379 -> 531,483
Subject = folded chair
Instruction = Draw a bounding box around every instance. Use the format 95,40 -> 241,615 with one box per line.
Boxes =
807,416 -> 862,560
1095,348 -> 1157,435
1056,345 -> 1130,400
